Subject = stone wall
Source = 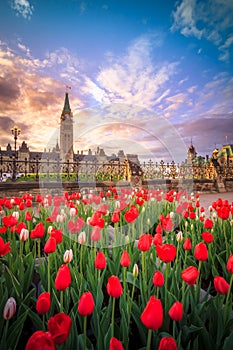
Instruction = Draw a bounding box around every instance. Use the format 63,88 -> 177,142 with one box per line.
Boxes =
0,178 -> 232,198
225,179 -> 233,192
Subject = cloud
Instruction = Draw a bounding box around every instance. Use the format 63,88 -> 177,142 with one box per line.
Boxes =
0,44 -> 82,151
11,0 -> 34,20
176,115 -> 233,156
171,0 -> 203,39
84,34 -> 179,108
171,0 -> 233,62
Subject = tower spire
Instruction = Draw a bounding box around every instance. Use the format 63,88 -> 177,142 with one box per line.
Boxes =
61,92 -> 71,119
60,92 -> 73,162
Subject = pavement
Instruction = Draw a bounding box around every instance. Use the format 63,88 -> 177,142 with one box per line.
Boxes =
197,191 -> 233,213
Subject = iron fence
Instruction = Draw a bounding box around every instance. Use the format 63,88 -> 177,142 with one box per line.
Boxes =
0,156 -> 127,182
0,156 -> 232,182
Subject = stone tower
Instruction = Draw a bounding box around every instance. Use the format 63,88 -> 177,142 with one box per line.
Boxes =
60,92 -> 74,162
187,140 -> 197,163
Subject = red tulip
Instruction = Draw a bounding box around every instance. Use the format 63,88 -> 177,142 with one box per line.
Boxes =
50,229 -> 63,244
201,231 -> 214,243
44,237 -> 57,254
48,312 -> 72,345
204,218 -> 213,229
25,330 -> 55,350
78,291 -> 95,316
111,210 -> 120,223
36,292 -> 51,315
109,337 -> 124,350
153,271 -> 164,287
156,244 -> 176,262
183,237 -> 192,250
124,205 -> 139,223
194,242 -> 208,261
214,276 -> 230,294
2,215 -> 17,227
155,223 -> 163,234
91,226 -> 102,241
25,211 -> 33,221
120,250 -> 131,267
0,236 -> 11,257
30,222 -> 45,239
226,254 -> 233,274
107,276 -> 123,298
181,266 -> 199,286
94,251 -> 107,270
138,233 -> 152,251
218,206 -> 230,220
189,211 -> 196,219
153,233 -> 162,246
140,296 -> 163,330
168,301 -> 183,321
89,212 -> 105,228
55,264 -> 71,291
158,336 -> 178,350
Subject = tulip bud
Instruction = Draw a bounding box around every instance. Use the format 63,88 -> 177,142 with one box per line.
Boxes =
56,214 -> 63,223
20,228 -> 29,241
63,249 -> 73,263
185,221 -> 188,228
190,224 -> 194,231
230,219 -> 233,227
170,212 -> 174,219
141,206 -> 145,213
3,297 -> 17,320
133,263 -> 139,278
47,225 -> 53,234
212,212 -> 217,220
69,207 -> 76,217
78,231 -> 86,245
125,235 -> 130,245
176,231 -> 183,243
12,211 -> 19,221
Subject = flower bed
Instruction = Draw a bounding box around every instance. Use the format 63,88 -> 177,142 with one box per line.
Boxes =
0,188 -> 232,350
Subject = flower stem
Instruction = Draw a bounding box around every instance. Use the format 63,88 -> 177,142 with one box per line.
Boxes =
80,244 -> 83,276
47,254 -> 51,294
60,290 -> 63,312
111,297 -> 116,338
146,329 -> 152,350
226,274 -> 233,305
84,315 -> 87,350
37,239 -> 41,258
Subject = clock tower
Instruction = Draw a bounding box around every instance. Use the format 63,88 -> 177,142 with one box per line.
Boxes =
60,92 -> 74,162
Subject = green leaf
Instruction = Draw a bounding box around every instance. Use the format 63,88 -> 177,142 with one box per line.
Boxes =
223,331 -> 233,350
131,301 -> 147,345
4,265 -> 21,297
7,308 -> 29,350
78,333 -> 94,350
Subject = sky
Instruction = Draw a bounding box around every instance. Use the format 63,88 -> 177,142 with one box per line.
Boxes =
0,0 -> 233,162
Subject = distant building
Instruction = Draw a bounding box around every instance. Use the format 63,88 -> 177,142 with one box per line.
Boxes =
0,93 -> 140,172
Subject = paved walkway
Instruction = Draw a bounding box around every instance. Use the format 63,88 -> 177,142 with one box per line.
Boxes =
198,191 -> 233,213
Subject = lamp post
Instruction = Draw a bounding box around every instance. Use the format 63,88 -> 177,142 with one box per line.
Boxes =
10,125 -> 21,181
11,125 -> 21,157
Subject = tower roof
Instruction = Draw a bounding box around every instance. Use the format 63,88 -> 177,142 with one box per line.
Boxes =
61,92 -> 72,121
63,92 -> 71,114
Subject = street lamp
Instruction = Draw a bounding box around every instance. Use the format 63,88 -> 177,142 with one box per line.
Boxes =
10,125 -> 21,157
10,125 -> 21,181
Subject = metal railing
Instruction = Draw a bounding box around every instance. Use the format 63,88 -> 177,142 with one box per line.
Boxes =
0,156 -> 232,182
0,156 -> 128,182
